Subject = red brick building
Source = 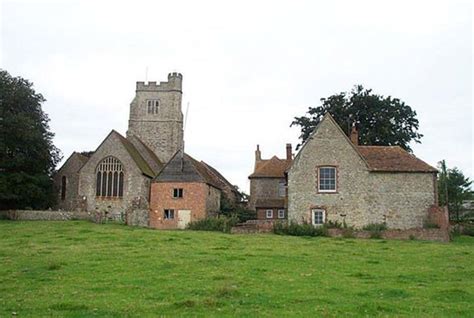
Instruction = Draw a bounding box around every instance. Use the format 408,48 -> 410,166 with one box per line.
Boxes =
149,151 -> 232,229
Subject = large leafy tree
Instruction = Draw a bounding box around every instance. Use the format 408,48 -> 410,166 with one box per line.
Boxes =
291,85 -> 423,151
0,70 -> 61,209
437,160 -> 472,221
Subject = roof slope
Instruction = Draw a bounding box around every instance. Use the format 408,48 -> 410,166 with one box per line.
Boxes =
201,161 -> 240,196
289,113 -> 437,174
154,151 -> 222,189
357,146 -> 437,172
127,135 -> 163,175
249,156 -> 291,178
112,131 -> 156,178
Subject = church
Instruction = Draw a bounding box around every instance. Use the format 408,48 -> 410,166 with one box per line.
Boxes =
54,73 -> 240,228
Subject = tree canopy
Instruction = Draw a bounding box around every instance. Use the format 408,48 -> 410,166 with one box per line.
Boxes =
291,85 -> 423,151
0,69 -> 61,209
437,160 -> 472,221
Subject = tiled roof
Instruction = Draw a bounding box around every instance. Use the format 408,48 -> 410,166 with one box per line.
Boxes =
249,156 -> 291,178
201,161 -> 240,195
127,135 -> 163,175
255,198 -> 285,208
154,151 -> 222,189
357,146 -> 437,172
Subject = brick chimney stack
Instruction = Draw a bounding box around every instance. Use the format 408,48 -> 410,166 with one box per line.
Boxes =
286,143 -> 292,161
255,144 -> 261,161
350,124 -> 359,145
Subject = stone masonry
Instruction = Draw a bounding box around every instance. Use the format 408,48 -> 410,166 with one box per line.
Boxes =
127,72 -> 184,163
287,114 -> 437,230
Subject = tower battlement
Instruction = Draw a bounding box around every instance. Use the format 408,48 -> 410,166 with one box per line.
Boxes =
136,72 -> 183,92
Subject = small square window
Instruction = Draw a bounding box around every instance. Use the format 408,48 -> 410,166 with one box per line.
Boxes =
266,209 -> 273,219
164,209 -> 175,219
173,188 -> 183,198
278,209 -> 285,219
312,209 -> 326,226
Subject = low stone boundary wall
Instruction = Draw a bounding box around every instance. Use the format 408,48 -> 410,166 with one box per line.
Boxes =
0,210 -> 94,221
327,228 -> 450,242
231,220 -> 275,234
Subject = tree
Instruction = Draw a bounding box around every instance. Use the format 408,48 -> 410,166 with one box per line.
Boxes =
0,70 -> 61,210
291,85 -> 423,151
437,160 -> 472,221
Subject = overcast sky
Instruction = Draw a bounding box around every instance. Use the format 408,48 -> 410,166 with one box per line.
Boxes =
1,0 -> 472,192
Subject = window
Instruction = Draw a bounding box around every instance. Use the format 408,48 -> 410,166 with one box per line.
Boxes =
173,188 -> 183,198
96,157 -> 124,198
278,209 -> 285,219
147,100 -> 159,114
312,209 -> 326,226
164,209 -> 175,219
61,176 -> 67,200
266,209 -> 273,219
278,181 -> 286,197
318,167 -> 337,192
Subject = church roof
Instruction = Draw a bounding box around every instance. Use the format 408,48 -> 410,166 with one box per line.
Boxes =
153,150 -> 222,189
126,135 -> 163,175
113,131 -> 156,178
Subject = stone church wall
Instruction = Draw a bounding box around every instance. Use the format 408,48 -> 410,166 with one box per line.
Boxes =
53,153 -> 84,211
78,132 -> 151,220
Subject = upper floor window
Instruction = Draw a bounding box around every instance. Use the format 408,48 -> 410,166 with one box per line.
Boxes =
318,167 -> 337,192
61,176 -> 67,201
266,209 -> 273,219
173,188 -> 183,198
96,157 -> 124,198
147,100 -> 159,114
278,181 -> 286,197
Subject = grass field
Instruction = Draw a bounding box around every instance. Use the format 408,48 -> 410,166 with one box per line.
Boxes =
0,221 -> 473,317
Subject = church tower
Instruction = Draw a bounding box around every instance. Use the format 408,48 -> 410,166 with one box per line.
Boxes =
127,72 -> 184,163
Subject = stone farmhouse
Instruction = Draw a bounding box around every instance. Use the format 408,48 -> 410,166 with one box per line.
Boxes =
54,73 -> 239,228
286,113 -> 438,229
248,144 -> 292,220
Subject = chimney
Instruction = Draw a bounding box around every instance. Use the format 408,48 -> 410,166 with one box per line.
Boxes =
286,143 -> 292,161
255,144 -> 261,161
350,124 -> 358,145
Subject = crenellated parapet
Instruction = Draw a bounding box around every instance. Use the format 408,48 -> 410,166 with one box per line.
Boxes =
136,72 -> 183,92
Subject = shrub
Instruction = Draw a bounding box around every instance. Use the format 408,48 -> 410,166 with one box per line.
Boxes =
423,220 -> 440,229
461,224 -> 474,236
273,220 -> 327,237
341,227 -> 355,238
362,223 -> 387,239
186,216 -> 239,233
325,220 -> 343,229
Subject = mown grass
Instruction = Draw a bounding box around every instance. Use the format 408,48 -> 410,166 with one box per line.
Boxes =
0,221 -> 473,317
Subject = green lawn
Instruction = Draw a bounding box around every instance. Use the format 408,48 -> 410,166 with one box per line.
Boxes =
0,221 -> 473,317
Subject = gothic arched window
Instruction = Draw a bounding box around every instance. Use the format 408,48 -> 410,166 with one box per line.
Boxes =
96,157 -> 124,198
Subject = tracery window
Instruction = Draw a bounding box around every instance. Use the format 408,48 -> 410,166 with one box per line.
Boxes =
96,157 -> 124,198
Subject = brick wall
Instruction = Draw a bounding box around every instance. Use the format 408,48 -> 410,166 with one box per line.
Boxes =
256,208 -> 286,220
149,182 -> 210,229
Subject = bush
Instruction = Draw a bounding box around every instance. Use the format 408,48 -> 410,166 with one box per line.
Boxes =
461,224 -> 474,236
325,220 -> 343,229
273,220 -> 327,237
186,216 -> 239,233
362,223 -> 387,239
423,220 -> 440,229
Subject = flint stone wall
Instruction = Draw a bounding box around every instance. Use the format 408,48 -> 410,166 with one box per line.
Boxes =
288,116 -> 436,230
0,210 -> 93,221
